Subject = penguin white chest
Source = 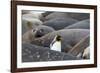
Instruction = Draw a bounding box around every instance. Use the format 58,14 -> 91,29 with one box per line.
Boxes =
50,41 -> 61,52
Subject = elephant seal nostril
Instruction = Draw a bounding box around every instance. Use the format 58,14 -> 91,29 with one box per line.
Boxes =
35,29 -> 44,38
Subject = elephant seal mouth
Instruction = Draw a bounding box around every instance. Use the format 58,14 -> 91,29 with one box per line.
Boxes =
35,33 -> 43,37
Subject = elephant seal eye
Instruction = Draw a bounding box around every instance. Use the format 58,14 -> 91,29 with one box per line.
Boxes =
40,29 -> 44,32
32,29 -> 36,32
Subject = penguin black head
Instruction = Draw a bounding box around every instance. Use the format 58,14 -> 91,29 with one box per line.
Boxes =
56,35 -> 61,41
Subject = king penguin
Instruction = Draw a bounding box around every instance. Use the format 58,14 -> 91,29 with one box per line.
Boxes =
50,35 -> 62,52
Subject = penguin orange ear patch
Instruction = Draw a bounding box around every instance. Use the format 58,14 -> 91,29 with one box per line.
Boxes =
11,1 -> 97,73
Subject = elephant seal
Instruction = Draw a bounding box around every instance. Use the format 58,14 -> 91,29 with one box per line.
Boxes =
44,12 -> 89,21
22,25 -> 55,43
22,10 -> 30,14
65,19 -> 90,29
31,29 -> 90,53
42,11 -> 53,17
45,12 -> 70,20
22,17 -> 43,34
22,11 -> 43,19
22,43 -> 79,62
43,18 -> 78,30
41,11 -> 53,21
67,13 -> 90,21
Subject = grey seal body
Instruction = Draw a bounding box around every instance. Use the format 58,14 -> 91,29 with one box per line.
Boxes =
65,19 -> 90,29
67,13 -> 90,21
45,12 -> 89,21
22,43 -> 79,62
43,18 -> 78,30
45,12 -> 69,20
31,29 -> 90,53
